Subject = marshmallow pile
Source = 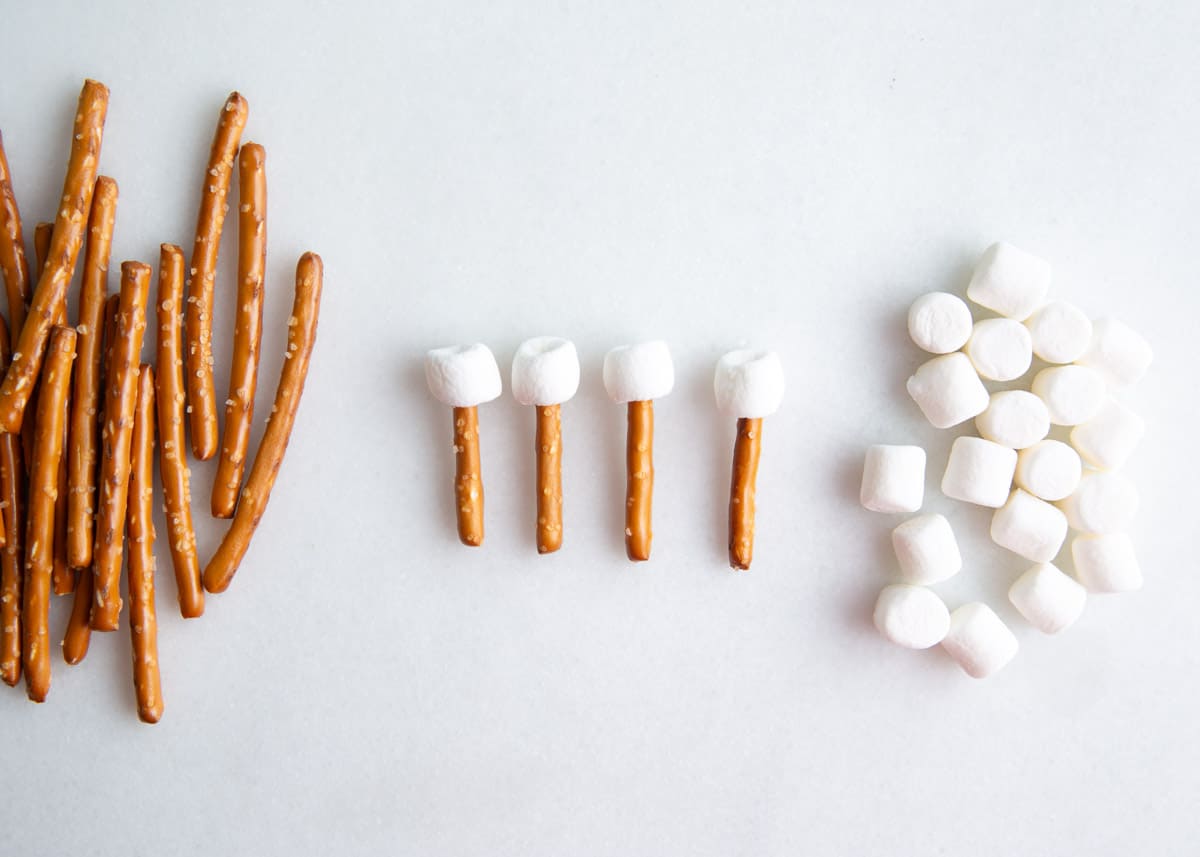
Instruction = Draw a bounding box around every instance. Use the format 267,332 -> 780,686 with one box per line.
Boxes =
863,242 -> 1151,678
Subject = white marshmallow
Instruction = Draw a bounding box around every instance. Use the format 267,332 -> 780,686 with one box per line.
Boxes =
966,242 -> 1051,321
1059,471 -> 1139,534
1008,563 -> 1087,634
1072,533 -> 1143,593
906,353 -> 989,429
424,343 -> 503,408
860,445 -> 925,514
511,337 -> 581,406
1015,440 -> 1082,502
941,436 -> 1017,508
1076,317 -> 1153,388
941,603 -> 1019,678
1070,399 -> 1145,470
965,318 -> 1033,381
713,350 -> 785,418
891,513 -> 962,584
873,584 -> 951,649
975,390 -> 1050,450
990,489 -> 1069,563
1025,300 -> 1092,364
908,292 -> 973,354
1031,365 -> 1107,426
603,341 -> 674,403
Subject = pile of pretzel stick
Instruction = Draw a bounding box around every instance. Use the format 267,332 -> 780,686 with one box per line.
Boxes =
0,79 -> 323,722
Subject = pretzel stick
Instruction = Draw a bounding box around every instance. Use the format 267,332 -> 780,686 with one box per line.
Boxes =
154,245 -> 203,617
91,261 -> 150,631
185,92 -> 248,461
128,365 -> 162,723
625,400 -> 654,562
535,404 -> 563,554
0,131 -> 32,337
22,222 -> 56,465
0,79 -> 108,434
452,406 -> 484,546
203,252 -> 322,593
21,325 -> 76,701
0,323 -> 24,686
728,417 -> 762,571
213,142 -> 266,518
51,388 -> 72,594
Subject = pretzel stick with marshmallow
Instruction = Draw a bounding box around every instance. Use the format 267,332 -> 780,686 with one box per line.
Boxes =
128,365 -> 162,723
0,131 -> 32,337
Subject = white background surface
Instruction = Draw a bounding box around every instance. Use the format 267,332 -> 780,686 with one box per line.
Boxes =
1,2 -> 1198,854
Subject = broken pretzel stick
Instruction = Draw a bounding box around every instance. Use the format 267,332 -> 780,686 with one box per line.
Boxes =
0,131 -> 32,337
128,365 -> 162,723
0,323 -> 24,686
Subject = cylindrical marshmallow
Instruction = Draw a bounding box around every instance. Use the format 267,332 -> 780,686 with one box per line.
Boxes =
1015,440 -> 1082,502
1008,562 -> 1087,634
1031,365 -> 1106,426
713,349 -> 784,418
603,341 -> 674,403
1059,471 -> 1139,534
941,436 -> 1018,508
990,489 -> 1069,564
1025,300 -> 1092,364
908,292 -> 973,354
975,390 -> 1050,450
941,603 -> 1019,679
511,337 -> 580,406
906,352 -> 989,429
1072,533 -> 1142,593
965,318 -> 1033,382
873,584 -> 951,649
1069,399 -> 1145,471
424,343 -> 503,408
1076,317 -> 1153,388
860,445 -> 925,514
966,242 -> 1051,321
891,513 -> 962,585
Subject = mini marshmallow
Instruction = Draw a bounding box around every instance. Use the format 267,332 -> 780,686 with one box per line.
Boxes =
966,242 -> 1051,321
965,318 -> 1033,382
511,337 -> 580,406
941,436 -> 1017,508
873,584 -> 951,649
860,445 -> 925,514
1059,471 -> 1139,534
1015,440 -> 1082,502
941,603 -> 1019,678
990,489 -> 1068,563
975,390 -> 1050,450
907,292 -> 973,354
891,513 -> 962,585
424,343 -> 503,408
713,350 -> 785,418
1072,533 -> 1142,593
906,352 -> 989,429
1031,365 -> 1106,426
1076,317 -> 1153,388
1070,399 -> 1145,470
1025,300 -> 1092,364
603,341 -> 674,403
1008,563 -> 1087,634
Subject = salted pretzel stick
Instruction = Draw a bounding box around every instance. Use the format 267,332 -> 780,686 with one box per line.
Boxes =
22,223 -> 54,465
34,222 -> 52,273
0,131 -> 32,337
203,252 -> 322,593
213,142 -> 266,518
0,79 -> 108,434
728,418 -> 762,570
91,262 -> 150,631
128,366 -> 162,723
535,405 -> 564,554
625,401 -> 654,561
50,389 -> 72,594
66,177 -> 117,569
185,92 -> 248,461
154,245 -> 203,617
0,324 -> 24,686
21,325 -> 76,701
453,407 -> 484,545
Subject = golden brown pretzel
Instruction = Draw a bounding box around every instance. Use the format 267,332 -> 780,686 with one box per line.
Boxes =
21,324 -> 76,701
452,406 -> 484,546
185,92 -> 248,461
213,142 -> 266,518
535,404 -> 563,554
91,261 -> 150,631
203,252 -> 322,593
154,245 -> 203,618
33,222 -> 52,274
51,388 -> 72,595
0,323 -> 24,686
127,365 -> 162,723
728,417 -> 762,571
624,400 -> 654,562
62,560 -> 93,665
0,131 -> 32,337
0,79 -> 108,434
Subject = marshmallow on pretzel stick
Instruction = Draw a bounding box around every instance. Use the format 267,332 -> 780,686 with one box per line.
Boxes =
714,350 -> 784,570
602,341 -> 674,561
512,337 -> 580,554
424,344 -> 502,547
